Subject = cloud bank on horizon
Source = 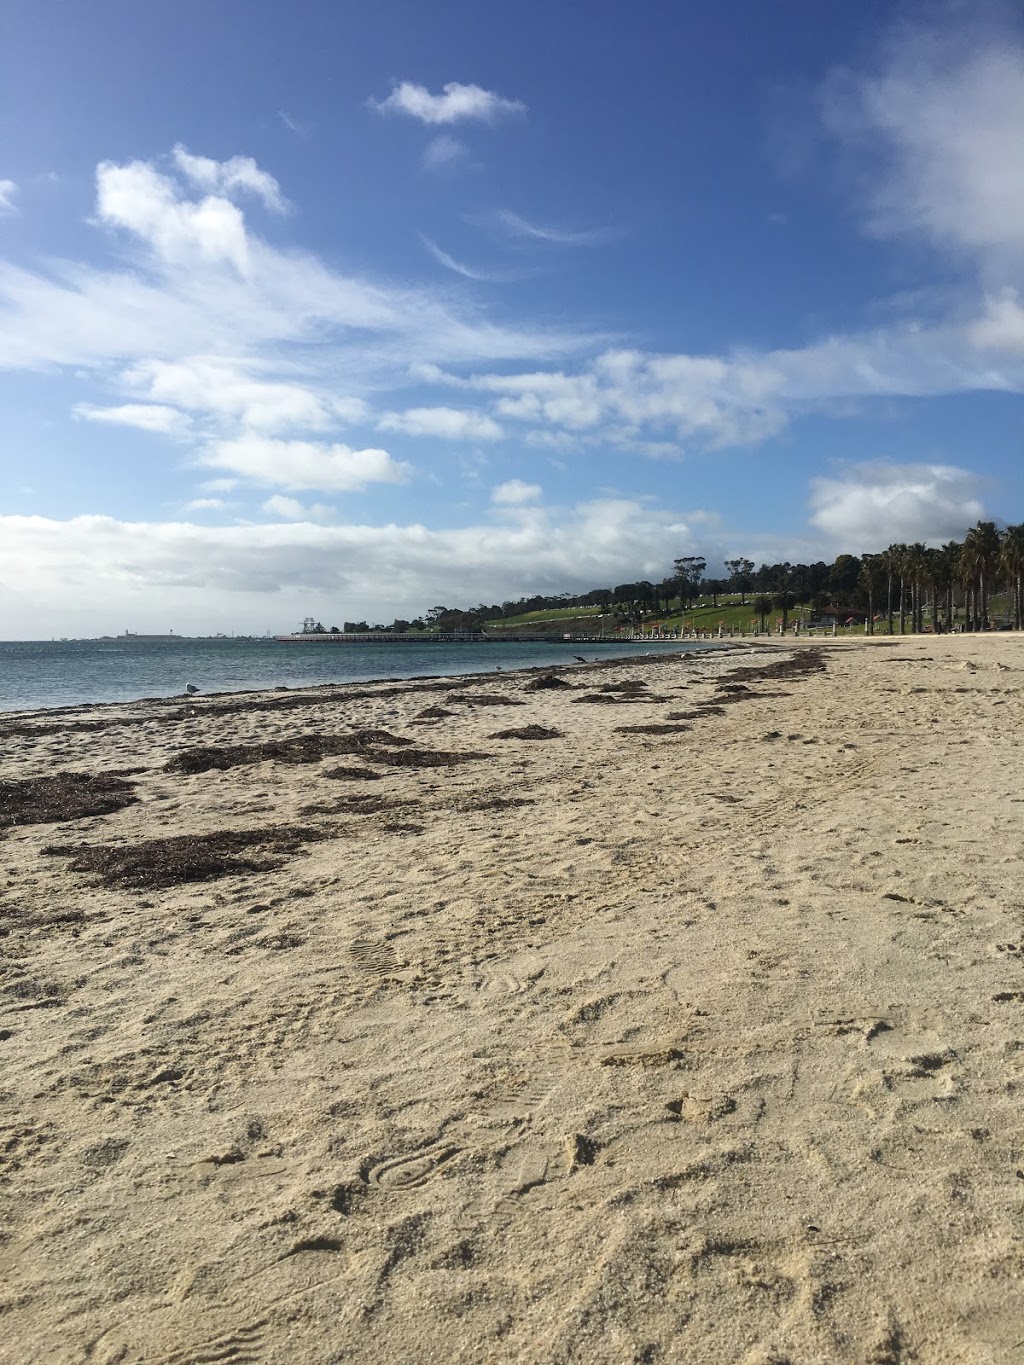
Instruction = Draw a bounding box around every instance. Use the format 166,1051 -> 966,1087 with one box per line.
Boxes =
0,2 -> 1022,634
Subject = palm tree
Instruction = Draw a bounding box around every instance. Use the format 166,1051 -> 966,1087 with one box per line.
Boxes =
904,543 -> 928,633
961,521 -> 1001,630
881,545 -> 899,634
753,595 -> 772,632
858,554 -> 882,634
999,524 -> 1024,630
886,543 -> 910,633
936,541 -> 961,631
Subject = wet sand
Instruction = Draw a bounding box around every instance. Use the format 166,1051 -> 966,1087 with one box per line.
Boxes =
2,635 -> 1024,1362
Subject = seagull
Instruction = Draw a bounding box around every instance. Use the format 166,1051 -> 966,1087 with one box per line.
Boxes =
185,683 -> 200,695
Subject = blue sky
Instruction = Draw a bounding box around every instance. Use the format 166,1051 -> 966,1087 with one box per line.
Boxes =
1,0 -> 1022,636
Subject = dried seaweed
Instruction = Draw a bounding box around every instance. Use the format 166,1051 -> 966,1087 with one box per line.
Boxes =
300,794 -> 420,817
666,706 -> 725,720
370,746 -> 492,768
42,824 -> 331,889
571,692 -> 670,705
523,674 -> 573,692
453,795 -> 537,812
321,766 -> 384,782
0,772 -> 139,829
487,725 -> 563,740
614,723 -> 692,735
447,693 -> 525,706
165,729 -> 412,775
715,652 -> 825,687
415,706 -> 456,719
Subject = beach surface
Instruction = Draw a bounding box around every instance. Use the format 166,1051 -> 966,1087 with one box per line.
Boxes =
2,635 -> 1023,1363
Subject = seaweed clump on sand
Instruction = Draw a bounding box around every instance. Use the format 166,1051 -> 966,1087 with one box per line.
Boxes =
42,824 -> 331,889
487,725 -> 563,740
300,794 -> 420,817
572,687 -> 670,705
447,694 -> 525,707
415,706 -> 456,720
714,651 -> 825,688
614,723 -> 692,736
454,794 -> 537,812
0,772 -> 139,829
523,674 -> 573,692
370,746 -> 491,769
165,729 -> 412,775
321,766 -> 384,782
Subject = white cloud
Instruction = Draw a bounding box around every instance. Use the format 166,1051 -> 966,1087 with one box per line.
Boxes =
378,406 -> 503,441
419,234 -> 529,283
968,289 -> 1024,353
808,462 -> 985,548
0,180 -> 18,216
97,158 -> 252,273
203,434 -> 412,490
370,80 -> 525,124
262,494 -> 335,522
422,136 -> 468,173
171,145 -> 287,212
496,210 -> 610,246
0,151 -> 587,378
823,16 -> 1024,271
418,306 -> 1024,450
492,479 -> 541,504
0,498 -> 714,637
123,356 -> 348,432
183,497 -> 225,511
73,402 -> 190,435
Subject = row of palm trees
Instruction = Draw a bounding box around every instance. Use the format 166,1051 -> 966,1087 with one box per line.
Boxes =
854,522 -> 1024,633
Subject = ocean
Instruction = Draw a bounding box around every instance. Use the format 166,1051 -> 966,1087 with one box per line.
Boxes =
0,637 -> 716,713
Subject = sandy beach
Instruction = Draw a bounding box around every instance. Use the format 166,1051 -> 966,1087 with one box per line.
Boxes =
2,635 -> 1024,1363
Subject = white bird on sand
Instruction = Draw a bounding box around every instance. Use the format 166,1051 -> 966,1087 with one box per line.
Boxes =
185,683 -> 200,695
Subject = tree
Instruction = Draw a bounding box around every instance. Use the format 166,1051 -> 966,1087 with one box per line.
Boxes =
961,521 -> 1001,630
937,541 -> 961,631
724,558 -> 754,603
829,554 -> 861,600
674,556 -> 706,610
857,555 -> 883,634
753,595 -> 772,631
1000,525 -> 1024,630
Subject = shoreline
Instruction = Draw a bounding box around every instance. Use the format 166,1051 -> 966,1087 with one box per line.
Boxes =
0,641 -> 738,727
3,634 -> 1023,1361
0,638 -> 719,720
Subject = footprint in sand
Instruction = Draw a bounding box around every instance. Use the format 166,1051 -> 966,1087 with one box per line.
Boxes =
361,1143 -> 461,1190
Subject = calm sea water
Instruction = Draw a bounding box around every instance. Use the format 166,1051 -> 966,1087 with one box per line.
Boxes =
0,637 -> 715,713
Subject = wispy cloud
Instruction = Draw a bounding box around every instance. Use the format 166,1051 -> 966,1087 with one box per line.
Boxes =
73,402 -> 191,435
421,135 -> 469,174
496,210 -> 611,246
0,180 -> 19,216
492,479 -> 541,504
419,234 -> 531,283
370,80 -> 525,125
202,435 -> 412,491
277,110 -> 308,136
262,494 -> 335,521
822,13 -> 1024,274
171,145 -> 287,213
378,406 -> 503,441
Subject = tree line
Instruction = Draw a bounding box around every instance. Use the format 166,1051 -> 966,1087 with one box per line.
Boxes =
315,519 -> 1023,634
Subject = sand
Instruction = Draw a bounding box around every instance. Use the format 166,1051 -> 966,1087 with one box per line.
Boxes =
2,635 -> 1023,1363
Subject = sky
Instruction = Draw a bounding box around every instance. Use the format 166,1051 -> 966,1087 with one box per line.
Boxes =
1,0 -> 1022,637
